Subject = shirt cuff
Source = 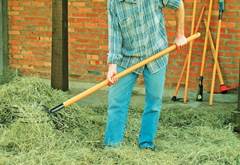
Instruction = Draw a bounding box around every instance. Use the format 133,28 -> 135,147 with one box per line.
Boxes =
107,53 -> 122,64
163,0 -> 181,9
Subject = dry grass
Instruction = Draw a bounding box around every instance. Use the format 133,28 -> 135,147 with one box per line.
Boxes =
0,77 -> 239,165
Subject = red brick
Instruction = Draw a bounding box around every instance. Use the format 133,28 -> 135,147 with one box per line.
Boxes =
8,0 -> 240,91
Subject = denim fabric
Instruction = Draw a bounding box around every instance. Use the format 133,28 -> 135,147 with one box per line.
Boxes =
104,65 -> 167,148
107,0 -> 180,74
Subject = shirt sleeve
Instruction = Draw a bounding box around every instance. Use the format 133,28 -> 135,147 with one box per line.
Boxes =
107,2 -> 123,64
162,0 -> 181,9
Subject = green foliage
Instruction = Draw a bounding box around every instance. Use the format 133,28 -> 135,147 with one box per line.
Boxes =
0,77 -> 239,165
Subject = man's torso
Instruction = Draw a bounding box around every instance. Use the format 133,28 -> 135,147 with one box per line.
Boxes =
111,0 -> 168,58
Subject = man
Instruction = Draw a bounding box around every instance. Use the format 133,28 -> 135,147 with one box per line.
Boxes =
104,0 -> 187,150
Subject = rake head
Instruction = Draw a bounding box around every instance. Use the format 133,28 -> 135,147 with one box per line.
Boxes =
41,104 -> 64,114
220,85 -> 231,94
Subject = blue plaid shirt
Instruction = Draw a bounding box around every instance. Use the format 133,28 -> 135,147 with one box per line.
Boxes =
107,0 -> 180,74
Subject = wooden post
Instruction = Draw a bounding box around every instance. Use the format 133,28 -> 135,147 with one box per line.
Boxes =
233,63 -> 240,132
238,67 -> 240,111
51,0 -> 68,91
0,0 -> 8,80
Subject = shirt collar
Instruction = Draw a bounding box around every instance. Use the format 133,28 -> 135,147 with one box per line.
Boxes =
119,0 -> 137,4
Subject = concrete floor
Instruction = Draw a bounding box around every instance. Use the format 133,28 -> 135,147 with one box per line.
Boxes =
67,80 -> 238,108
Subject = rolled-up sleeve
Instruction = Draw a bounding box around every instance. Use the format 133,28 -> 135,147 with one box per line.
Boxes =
107,3 -> 123,64
162,0 -> 181,9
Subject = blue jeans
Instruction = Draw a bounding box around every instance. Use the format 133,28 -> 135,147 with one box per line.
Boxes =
104,65 -> 167,148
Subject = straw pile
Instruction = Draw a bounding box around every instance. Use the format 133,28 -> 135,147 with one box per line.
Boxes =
0,77 -> 239,165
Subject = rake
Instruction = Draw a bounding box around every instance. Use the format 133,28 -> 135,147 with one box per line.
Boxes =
46,33 -> 201,113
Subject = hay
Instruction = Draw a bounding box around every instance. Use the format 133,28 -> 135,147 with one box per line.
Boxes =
0,69 -> 19,85
0,77 -> 240,165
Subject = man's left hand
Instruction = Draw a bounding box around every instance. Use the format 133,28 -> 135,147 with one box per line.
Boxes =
174,35 -> 187,51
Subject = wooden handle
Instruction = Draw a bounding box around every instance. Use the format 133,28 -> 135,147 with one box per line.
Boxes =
173,55 -> 188,96
64,33 -> 201,107
183,0 -> 197,103
209,20 -> 222,105
195,5 -> 206,34
115,33 -> 201,80
203,19 -> 224,85
200,0 -> 213,76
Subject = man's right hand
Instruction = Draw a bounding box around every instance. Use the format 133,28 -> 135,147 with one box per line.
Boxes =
107,64 -> 118,86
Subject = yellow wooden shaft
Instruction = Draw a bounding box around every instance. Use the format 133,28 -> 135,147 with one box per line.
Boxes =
64,80 -> 108,107
203,19 -> 224,85
173,55 -> 188,96
195,5 -> 205,36
200,0 -> 213,76
64,33 -> 201,107
209,20 -> 222,105
184,0 -> 197,103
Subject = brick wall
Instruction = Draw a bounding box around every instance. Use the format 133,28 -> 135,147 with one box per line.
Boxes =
8,0 -> 52,77
8,0 -> 240,91
68,0 -> 108,82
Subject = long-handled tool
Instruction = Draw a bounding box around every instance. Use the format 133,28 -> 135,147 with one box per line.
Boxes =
172,5 -> 205,101
203,18 -> 230,94
46,33 -> 201,113
183,0 -> 197,103
196,0 -> 213,101
209,0 -> 224,105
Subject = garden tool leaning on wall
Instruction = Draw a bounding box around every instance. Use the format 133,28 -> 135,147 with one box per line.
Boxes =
203,18 -> 230,94
183,0 -> 197,103
45,33 -> 201,113
196,0 -> 213,101
209,0 -> 224,105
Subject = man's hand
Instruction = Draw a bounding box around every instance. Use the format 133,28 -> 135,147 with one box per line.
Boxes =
107,64 -> 118,86
174,35 -> 187,51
